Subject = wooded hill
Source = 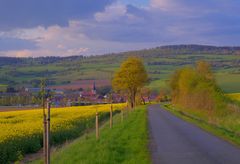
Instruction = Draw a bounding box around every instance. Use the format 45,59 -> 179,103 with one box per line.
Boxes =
0,45 -> 240,93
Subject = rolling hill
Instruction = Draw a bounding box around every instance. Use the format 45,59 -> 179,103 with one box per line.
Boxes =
0,45 -> 240,93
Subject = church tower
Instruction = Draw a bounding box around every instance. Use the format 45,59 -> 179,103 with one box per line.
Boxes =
92,81 -> 97,95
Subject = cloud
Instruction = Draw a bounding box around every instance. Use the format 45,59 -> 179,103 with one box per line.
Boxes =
122,0 -> 149,7
149,0 -> 219,15
0,20 -> 161,57
94,3 -> 142,23
0,0 -> 115,30
1,0 -> 240,57
95,3 -> 127,22
0,49 -> 33,57
150,0 -> 175,11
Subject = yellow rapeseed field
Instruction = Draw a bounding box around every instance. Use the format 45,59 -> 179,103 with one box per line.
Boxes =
227,93 -> 240,101
0,103 -> 125,162
0,104 -> 124,143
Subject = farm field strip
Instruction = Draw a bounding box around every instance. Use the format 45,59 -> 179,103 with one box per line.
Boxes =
227,93 -> 240,101
0,103 -> 125,163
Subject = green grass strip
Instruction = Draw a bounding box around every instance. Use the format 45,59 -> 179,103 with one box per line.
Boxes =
33,106 -> 150,164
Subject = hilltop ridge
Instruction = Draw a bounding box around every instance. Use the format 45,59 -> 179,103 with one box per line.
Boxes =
0,44 -> 239,93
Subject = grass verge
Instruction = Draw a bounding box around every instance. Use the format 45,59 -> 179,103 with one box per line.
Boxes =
163,104 -> 240,147
32,106 -> 150,164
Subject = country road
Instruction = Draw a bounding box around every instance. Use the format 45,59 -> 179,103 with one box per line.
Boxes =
148,104 -> 240,164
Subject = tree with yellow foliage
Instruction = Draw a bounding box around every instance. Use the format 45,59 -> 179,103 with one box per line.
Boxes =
112,57 -> 148,108
170,60 -> 221,111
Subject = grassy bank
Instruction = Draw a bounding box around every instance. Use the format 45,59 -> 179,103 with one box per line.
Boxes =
163,104 -> 240,146
33,106 -> 150,164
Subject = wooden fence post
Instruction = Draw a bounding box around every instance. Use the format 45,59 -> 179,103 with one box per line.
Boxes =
43,100 -> 47,164
46,98 -> 51,164
41,79 -> 47,164
96,110 -> 99,140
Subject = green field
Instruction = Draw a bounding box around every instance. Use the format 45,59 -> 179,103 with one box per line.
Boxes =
33,106 -> 150,164
0,84 -> 7,92
0,45 -> 240,93
216,74 -> 240,93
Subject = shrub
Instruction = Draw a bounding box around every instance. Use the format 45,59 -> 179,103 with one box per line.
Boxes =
170,61 -> 225,111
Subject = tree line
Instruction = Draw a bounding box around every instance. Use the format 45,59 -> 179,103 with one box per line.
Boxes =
169,60 -> 238,112
0,95 -> 40,106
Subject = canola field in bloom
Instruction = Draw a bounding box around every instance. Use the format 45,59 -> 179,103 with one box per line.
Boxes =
227,93 -> 240,101
0,104 -> 125,163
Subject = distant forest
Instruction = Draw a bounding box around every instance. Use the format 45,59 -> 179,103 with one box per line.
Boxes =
1,45 -> 240,66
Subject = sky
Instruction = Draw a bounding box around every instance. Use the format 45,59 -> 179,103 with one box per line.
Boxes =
0,0 -> 240,57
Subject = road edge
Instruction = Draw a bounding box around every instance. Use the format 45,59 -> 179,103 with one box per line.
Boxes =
162,103 -> 240,148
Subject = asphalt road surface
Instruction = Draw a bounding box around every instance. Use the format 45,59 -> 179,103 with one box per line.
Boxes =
148,104 -> 240,164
